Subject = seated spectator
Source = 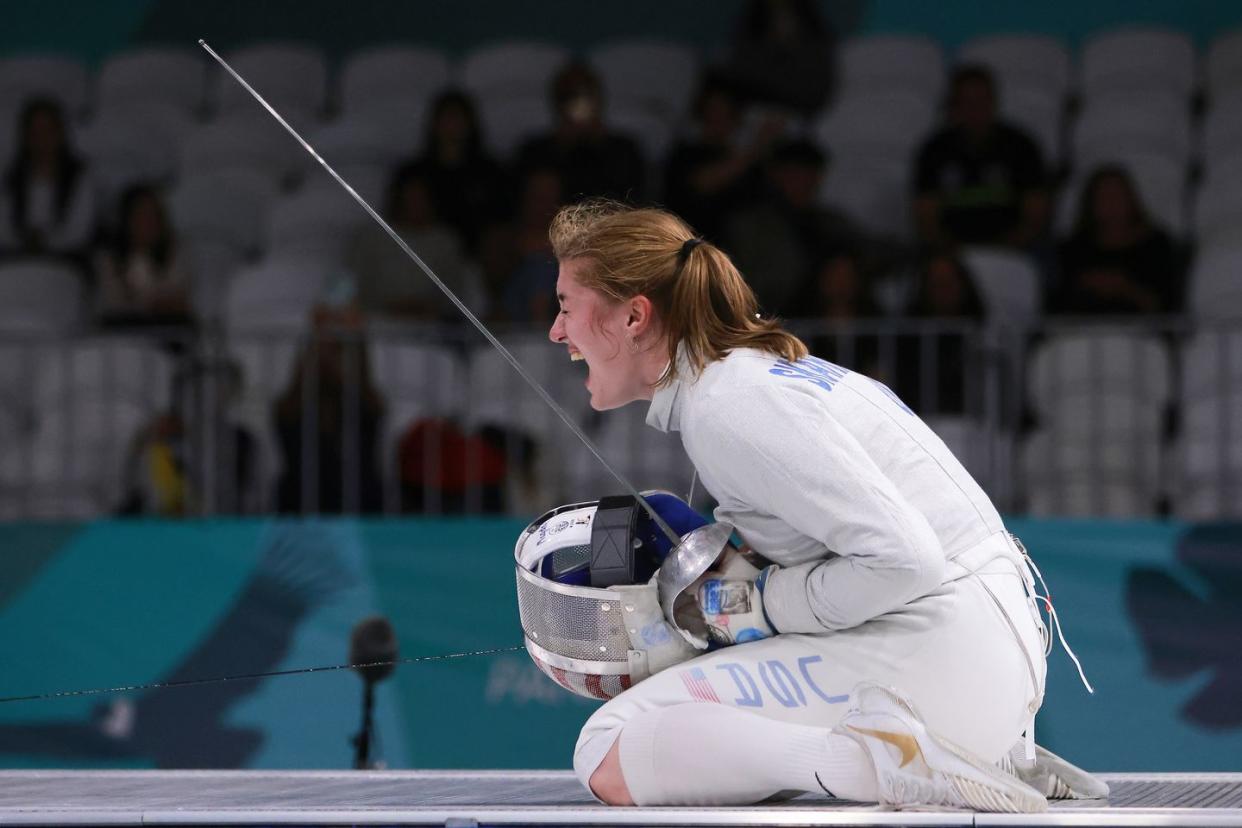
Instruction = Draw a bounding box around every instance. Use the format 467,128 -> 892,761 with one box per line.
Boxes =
724,139 -> 865,317
722,0 -> 836,117
914,66 -> 1048,250
515,61 -> 645,202
346,164 -> 486,321
1053,165 -> 1185,316
0,97 -> 96,263
896,250 -> 988,416
94,184 -> 194,329
273,303 -> 384,514
119,359 -> 258,516
498,166 -> 565,326
663,73 -> 782,241
804,248 -> 884,374
410,89 -> 512,251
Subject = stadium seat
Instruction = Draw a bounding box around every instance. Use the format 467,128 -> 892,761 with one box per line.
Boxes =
1201,97 -> 1242,173
179,115 -> 302,183
959,247 -> 1042,330
923,415 -> 1015,504
1205,28 -> 1242,103
0,261 -> 84,333
1191,176 -> 1242,253
999,85 -> 1062,165
1028,332 -> 1172,437
1072,94 -> 1192,169
78,113 -> 180,209
170,170 -> 280,256
814,91 -> 937,164
818,155 -> 911,241
339,45 -> 451,116
475,93 -> 552,158
589,39 -> 698,120
96,47 -> 208,113
224,255 -> 332,328
266,187 -> 366,263
465,333 -> 587,441
957,34 -> 1072,102
838,35 -> 945,101
1081,27 -> 1196,101
0,54 -> 89,115
32,337 -> 175,412
307,117 -> 412,172
459,41 -> 570,100
211,42 -> 327,124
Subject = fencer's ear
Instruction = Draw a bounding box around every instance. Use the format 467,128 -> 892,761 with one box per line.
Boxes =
626,294 -> 655,334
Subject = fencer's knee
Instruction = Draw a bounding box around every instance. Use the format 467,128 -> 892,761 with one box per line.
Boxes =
588,737 -> 634,806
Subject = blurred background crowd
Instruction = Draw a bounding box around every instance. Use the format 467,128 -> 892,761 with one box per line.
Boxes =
0,0 -> 1237,522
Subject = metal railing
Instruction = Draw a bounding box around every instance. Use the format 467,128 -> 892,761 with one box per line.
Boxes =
0,315 -> 1235,521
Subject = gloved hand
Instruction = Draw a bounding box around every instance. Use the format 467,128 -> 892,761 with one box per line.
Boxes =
675,547 -> 778,647
635,490 -> 709,560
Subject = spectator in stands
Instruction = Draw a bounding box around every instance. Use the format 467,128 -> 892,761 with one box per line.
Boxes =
1053,165 -> 1185,316
410,89 -> 512,251
723,139 -> 865,317
273,303 -> 384,514
498,166 -> 565,326
663,73 -> 783,241
804,246 -> 884,375
913,66 -> 1048,251
896,249 -> 988,416
722,0 -> 836,117
515,61 -> 645,202
346,163 -> 487,322
95,184 -> 193,329
0,97 -> 96,263
120,360 -> 258,516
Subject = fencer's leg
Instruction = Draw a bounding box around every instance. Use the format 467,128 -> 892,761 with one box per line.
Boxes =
998,742 -> 1110,800
589,739 -> 633,806
597,702 -> 878,806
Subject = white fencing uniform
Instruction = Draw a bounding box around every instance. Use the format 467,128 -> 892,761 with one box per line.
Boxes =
573,348 -> 1047,800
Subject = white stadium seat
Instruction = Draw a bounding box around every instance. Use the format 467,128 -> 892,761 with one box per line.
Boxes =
339,45 -> 451,115
957,34 -> 1072,102
999,85 -> 1062,165
959,247 -> 1042,330
465,334 -> 588,441
815,91 -> 937,163
1081,27 -> 1196,101
97,47 -> 208,113
1192,176 -> 1242,253
838,35 -> 945,101
170,170 -> 279,256
179,115 -> 301,183
460,41 -> 570,100
0,54 -> 89,115
33,338 -> 174,412
590,39 -> 698,120
266,187 -> 365,262
1205,28 -> 1242,102
476,93 -> 552,158
224,256 -> 332,329
1072,94 -> 1192,168
0,261 -> 84,334
78,113 -> 180,208
818,156 -> 910,241
211,42 -> 327,124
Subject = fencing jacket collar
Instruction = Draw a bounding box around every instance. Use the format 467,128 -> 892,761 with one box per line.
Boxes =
646,344 -> 696,433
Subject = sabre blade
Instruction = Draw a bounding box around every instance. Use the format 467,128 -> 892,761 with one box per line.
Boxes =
198,39 -> 681,547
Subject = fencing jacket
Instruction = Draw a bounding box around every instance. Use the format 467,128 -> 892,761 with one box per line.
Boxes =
646,347 -> 1008,635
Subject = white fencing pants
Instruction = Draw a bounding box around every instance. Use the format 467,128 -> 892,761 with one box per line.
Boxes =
573,538 -> 1047,798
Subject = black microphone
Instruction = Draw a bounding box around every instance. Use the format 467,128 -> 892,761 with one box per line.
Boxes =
349,616 -> 398,683
349,615 -> 397,769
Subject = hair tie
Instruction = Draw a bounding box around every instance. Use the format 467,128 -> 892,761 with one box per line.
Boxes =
678,238 -> 703,262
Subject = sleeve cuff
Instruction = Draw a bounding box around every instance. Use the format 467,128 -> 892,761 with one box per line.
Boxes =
758,560 -> 829,634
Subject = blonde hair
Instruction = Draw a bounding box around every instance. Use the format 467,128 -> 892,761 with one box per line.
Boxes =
549,200 -> 807,384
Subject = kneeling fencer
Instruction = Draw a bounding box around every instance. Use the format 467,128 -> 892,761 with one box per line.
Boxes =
515,199 -> 1108,811
198,43 -> 1100,813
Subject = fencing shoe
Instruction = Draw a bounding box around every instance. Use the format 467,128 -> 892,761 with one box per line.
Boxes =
835,683 -> 1048,813
999,742 -> 1110,800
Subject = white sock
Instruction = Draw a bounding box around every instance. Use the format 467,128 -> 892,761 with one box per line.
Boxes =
617,703 -> 879,806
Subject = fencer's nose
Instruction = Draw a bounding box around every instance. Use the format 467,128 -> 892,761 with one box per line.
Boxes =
549,312 -> 565,344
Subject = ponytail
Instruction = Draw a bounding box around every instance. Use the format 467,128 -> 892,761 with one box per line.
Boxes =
549,200 -> 807,385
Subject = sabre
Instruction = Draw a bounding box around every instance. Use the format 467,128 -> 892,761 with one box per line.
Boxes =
197,39 -> 682,547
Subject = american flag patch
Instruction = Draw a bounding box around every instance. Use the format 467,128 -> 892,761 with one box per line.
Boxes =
680,667 -> 720,703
